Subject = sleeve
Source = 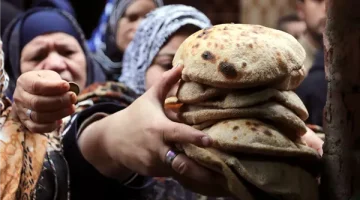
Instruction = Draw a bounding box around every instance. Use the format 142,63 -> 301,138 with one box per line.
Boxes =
62,102 -> 153,199
62,102 -> 124,199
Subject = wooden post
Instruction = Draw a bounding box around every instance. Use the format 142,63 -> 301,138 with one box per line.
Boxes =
320,0 -> 360,199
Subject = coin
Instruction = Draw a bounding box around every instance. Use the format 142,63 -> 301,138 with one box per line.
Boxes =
68,82 -> 80,95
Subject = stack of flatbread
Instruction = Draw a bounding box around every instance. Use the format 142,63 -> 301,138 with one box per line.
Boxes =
167,24 -> 321,200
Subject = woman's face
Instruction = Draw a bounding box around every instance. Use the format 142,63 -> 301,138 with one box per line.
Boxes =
116,0 -> 156,52
145,32 -> 189,97
20,32 -> 87,90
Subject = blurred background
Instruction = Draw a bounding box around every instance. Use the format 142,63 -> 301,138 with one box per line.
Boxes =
1,0 -> 296,38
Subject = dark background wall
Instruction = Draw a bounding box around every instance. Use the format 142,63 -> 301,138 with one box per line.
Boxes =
68,0 -> 107,38
163,0 -> 241,25
73,0 -> 242,38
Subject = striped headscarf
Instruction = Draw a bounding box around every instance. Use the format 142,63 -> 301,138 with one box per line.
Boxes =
0,40 -> 9,94
119,5 -> 212,95
92,0 -> 164,81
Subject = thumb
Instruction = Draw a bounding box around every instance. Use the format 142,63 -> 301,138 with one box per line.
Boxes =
148,64 -> 183,104
18,70 -> 69,96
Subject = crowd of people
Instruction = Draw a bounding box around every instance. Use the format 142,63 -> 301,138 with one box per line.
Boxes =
0,0 -> 325,199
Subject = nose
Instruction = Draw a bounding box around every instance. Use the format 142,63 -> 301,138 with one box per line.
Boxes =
129,18 -> 143,38
43,52 -> 67,73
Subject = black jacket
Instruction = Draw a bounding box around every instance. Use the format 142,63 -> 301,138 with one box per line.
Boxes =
296,50 -> 327,126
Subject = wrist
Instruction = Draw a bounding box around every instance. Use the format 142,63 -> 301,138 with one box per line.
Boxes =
79,115 -> 134,182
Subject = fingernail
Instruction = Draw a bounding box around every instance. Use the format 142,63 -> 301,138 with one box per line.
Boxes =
175,63 -> 183,68
70,92 -> 77,104
61,81 -> 69,89
201,136 -> 212,146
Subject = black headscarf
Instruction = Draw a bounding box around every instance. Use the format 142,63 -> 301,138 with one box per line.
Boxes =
2,8 -> 106,99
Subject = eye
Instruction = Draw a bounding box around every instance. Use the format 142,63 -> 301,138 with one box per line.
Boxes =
60,49 -> 74,57
31,53 -> 46,62
127,14 -> 139,22
64,50 -> 74,56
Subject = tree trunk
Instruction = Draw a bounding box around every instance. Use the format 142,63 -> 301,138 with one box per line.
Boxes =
320,0 -> 360,199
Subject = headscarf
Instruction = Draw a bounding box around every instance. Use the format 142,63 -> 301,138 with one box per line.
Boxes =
119,5 -> 212,95
19,10 -> 81,50
87,0 -> 115,52
2,8 -> 106,99
32,0 -> 76,17
92,0 -> 164,81
0,40 -> 9,94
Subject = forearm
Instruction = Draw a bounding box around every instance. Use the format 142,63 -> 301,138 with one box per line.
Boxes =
78,114 -> 134,182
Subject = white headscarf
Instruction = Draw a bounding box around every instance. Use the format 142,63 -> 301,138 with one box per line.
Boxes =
119,5 -> 212,95
0,40 -> 9,93
94,0 -> 164,81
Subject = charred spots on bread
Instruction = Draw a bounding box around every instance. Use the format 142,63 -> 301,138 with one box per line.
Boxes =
192,43 -> 200,49
251,127 -> 258,132
233,126 -> 239,131
218,61 -> 238,79
264,130 -> 273,136
223,26 -> 228,30
246,121 -> 252,126
197,31 -> 207,38
197,27 -> 212,39
252,122 -> 260,127
233,136 -> 238,140
248,43 -> 253,49
242,62 -> 247,68
236,43 -> 240,48
201,51 -> 217,63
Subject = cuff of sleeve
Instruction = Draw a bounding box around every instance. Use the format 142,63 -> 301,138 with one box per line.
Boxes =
76,112 -> 108,139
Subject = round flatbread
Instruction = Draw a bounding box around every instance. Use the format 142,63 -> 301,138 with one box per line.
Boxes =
203,118 -> 319,160
177,82 -> 308,120
179,102 -> 308,136
173,24 -> 306,90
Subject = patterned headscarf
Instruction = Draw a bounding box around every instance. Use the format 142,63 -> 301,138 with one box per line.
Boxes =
0,40 -> 9,94
92,0 -> 164,81
119,5 -> 212,95
87,0 -> 116,52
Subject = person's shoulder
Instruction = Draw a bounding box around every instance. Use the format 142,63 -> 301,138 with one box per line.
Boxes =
75,81 -> 137,111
